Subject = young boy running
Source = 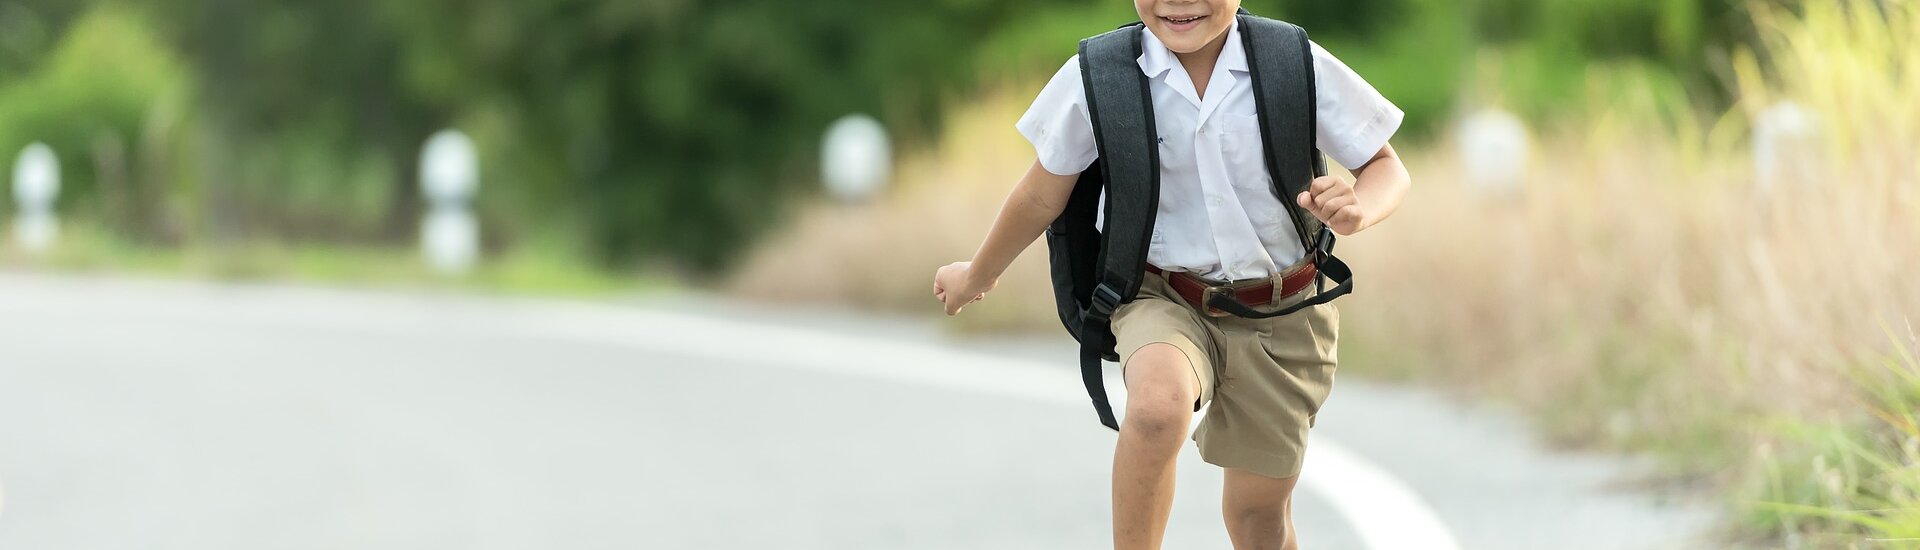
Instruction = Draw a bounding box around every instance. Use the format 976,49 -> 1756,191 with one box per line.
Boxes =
932,1 -> 1411,548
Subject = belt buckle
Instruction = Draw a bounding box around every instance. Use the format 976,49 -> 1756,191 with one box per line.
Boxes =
1199,285 -> 1234,318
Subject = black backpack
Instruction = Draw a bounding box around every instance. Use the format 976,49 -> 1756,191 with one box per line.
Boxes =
1046,11 -> 1354,430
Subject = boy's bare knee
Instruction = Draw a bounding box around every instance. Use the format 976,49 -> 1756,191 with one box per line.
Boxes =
1230,502 -> 1284,529
1223,470 -> 1300,549
1123,343 -> 1198,439
1123,402 -> 1188,442
1226,504 -> 1291,550
1225,497 -> 1295,550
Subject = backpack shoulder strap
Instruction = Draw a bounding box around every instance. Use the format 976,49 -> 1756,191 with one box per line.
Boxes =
1078,24 -> 1160,317
1071,23 -> 1159,430
1206,13 -> 1356,320
1236,13 -> 1323,251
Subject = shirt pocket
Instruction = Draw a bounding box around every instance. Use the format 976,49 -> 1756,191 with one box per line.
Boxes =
1216,114 -> 1297,242
1216,114 -> 1271,192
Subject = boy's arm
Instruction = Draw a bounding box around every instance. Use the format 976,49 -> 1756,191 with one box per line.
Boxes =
1297,143 -> 1410,235
934,159 -> 1079,315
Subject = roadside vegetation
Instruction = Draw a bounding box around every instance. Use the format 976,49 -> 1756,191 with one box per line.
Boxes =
1,218 -> 640,297
0,0 -> 1756,274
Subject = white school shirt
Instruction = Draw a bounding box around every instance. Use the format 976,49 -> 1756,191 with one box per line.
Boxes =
1017,20 -> 1403,282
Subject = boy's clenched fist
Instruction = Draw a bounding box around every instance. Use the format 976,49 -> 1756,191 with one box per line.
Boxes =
933,261 -> 997,316
1296,175 -> 1368,236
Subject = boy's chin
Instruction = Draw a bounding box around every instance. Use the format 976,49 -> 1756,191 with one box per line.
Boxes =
1154,32 -> 1223,54
1148,25 -> 1229,54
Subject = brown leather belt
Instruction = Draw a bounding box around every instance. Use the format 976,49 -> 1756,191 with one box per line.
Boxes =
1146,262 -> 1318,318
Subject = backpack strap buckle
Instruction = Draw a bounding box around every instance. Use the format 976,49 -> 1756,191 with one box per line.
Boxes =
1315,225 -> 1337,258
1089,283 -> 1124,319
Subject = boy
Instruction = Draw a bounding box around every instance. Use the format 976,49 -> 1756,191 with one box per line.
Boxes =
932,0 -> 1410,548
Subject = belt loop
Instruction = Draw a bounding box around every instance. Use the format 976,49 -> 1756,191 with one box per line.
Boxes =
1271,269 -> 1286,305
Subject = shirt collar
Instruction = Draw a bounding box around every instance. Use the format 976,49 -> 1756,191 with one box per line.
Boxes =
1137,17 -> 1249,78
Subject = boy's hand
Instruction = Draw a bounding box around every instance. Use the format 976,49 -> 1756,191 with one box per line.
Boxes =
933,261 -> 996,316
1296,176 -> 1366,235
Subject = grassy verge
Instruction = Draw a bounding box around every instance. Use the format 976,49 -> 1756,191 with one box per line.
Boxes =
727,84 -> 1063,333
0,222 -> 654,297
1743,334 -> 1920,546
729,1 -> 1920,544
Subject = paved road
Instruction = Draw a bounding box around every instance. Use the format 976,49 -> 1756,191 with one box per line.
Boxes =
0,274 -> 1711,548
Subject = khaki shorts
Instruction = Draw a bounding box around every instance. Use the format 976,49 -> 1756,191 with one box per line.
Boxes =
1110,265 -> 1340,479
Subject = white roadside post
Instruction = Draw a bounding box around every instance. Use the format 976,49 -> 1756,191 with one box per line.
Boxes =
11,143 -> 60,254
1456,108 -> 1531,197
1752,101 -> 1821,193
821,114 -> 892,203
419,130 -> 480,276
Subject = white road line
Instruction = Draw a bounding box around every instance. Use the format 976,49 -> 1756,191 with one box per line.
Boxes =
1302,441 -> 1462,550
516,303 -> 1461,550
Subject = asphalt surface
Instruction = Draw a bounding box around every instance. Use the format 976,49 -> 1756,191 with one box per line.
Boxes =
0,273 -> 1713,548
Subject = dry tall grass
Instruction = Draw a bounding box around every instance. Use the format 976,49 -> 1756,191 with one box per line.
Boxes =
728,83 -> 1062,333
1328,1 -> 1920,541
729,0 -> 1919,541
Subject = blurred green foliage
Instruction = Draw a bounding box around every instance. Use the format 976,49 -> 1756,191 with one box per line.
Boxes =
0,4 -> 188,241
0,0 -> 1761,273
976,0 -> 1747,135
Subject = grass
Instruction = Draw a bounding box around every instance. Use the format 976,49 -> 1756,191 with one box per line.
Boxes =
726,83 -> 1063,333
1745,331 -> 1920,547
1335,2 -> 1920,543
728,0 -> 1920,544
0,221 -> 656,297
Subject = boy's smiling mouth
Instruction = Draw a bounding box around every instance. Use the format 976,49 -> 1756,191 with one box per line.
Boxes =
1159,14 -> 1209,31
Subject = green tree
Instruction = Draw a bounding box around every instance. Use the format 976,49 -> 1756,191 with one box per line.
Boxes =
0,3 -> 188,239
375,0 -> 1074,269
141,0 -> 442,243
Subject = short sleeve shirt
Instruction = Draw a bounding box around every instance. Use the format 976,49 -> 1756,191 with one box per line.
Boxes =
1016,20 -> 1402,281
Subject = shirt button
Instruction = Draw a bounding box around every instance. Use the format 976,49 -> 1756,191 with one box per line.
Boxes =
1208,196 -> 1222,206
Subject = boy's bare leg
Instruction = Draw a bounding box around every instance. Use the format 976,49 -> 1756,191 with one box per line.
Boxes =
1221,468 -> 1301,550
1112,343 -> 1201,550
